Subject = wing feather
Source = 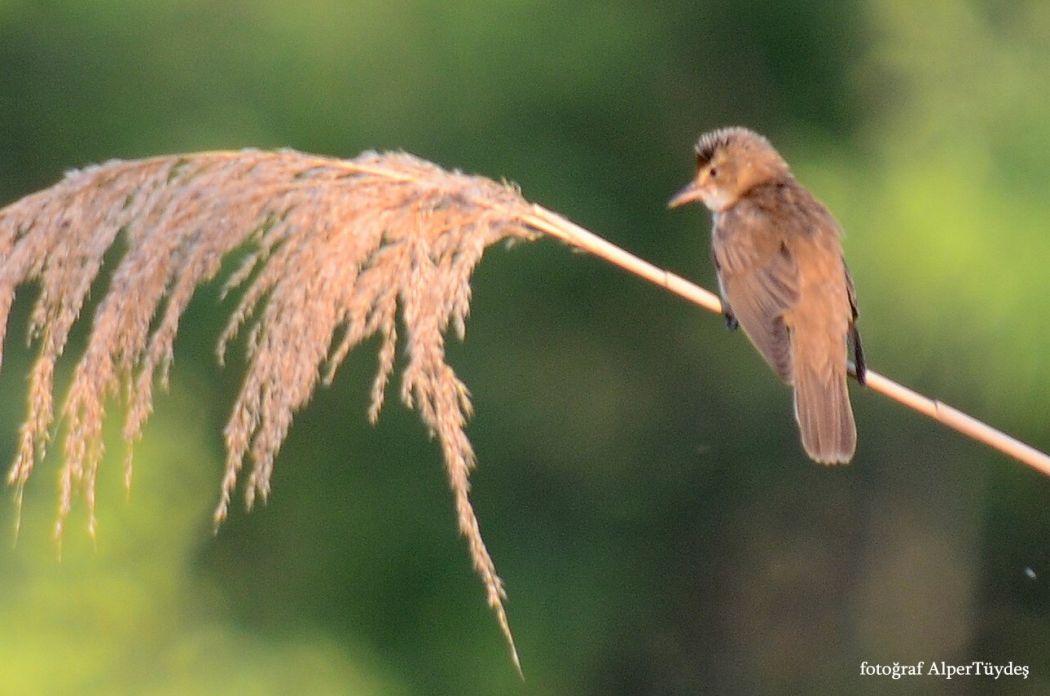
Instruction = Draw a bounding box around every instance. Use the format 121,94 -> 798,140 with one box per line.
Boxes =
718,238 -> 799,381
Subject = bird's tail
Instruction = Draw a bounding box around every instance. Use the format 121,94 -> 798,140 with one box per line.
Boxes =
792,356 -> 856,464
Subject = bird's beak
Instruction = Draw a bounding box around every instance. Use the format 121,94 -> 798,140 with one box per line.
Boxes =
668,180 -> 703,208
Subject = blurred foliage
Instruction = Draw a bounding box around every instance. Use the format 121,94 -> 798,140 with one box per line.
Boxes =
1,1 -> 1049,693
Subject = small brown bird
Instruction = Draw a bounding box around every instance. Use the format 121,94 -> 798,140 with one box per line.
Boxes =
669,127 -> 865,463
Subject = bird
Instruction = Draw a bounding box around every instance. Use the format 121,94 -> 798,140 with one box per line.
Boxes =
668,126 -> 865,463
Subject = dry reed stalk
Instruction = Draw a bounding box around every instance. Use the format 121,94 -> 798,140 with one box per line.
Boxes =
2,148 -> 1048,675
523,207 -> 1050,478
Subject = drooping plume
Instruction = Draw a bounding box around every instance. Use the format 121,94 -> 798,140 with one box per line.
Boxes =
0,148 -> 540,672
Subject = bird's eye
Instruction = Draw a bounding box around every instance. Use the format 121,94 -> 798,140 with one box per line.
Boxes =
708,166 -> 718,178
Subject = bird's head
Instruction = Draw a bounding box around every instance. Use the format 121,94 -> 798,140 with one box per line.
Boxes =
668,127 -> 790,212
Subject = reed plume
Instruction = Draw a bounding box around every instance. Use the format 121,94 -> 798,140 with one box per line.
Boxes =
0,149 -> 539,672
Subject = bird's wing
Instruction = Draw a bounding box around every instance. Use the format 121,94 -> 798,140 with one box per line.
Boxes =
717,235 -> 800,382
843,259 -> 866,382
844,259 -> 860,322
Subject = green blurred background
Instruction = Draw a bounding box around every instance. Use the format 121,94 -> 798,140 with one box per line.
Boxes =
2,1 -> 1050,694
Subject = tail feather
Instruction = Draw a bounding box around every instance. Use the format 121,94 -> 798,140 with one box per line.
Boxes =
793,362 -> 855,464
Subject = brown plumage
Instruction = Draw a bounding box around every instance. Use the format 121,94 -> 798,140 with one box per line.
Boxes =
669,127 -> 865,463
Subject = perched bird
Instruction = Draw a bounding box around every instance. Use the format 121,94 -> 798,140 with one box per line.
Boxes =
669,127 -> 865,463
